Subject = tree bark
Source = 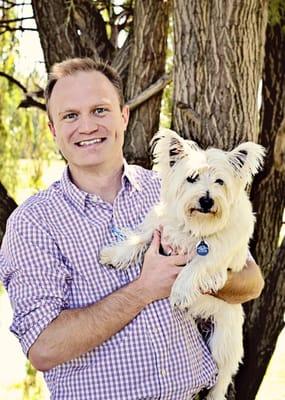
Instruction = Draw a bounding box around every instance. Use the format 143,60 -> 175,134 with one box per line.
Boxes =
172,0 -> 268,149
0,183 -> 17,243
31,0 -> 114,71
124,0 -> 170,168
235,17 -> 285,400
172,1 -> 270,399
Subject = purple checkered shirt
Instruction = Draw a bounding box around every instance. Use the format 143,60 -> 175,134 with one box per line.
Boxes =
0,163 -> 217,400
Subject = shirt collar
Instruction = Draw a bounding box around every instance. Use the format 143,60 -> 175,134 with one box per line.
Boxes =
60,161 -> 142,211
122,159 -> 142,192
60,166 -> 89,211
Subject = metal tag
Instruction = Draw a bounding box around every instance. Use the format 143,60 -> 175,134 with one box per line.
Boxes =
196,240 -> 209,256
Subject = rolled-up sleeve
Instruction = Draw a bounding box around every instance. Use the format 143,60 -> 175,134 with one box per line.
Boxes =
0,212 -> 72,356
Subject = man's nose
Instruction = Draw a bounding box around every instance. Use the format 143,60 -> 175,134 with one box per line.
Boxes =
78,116 -> 98,134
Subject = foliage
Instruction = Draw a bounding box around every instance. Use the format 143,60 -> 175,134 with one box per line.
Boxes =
0,10 -> 58,198
12,362 -> 45,400
268,0 -> 285,27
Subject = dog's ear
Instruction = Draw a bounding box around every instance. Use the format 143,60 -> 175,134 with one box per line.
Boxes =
228,142 -> 266,182
151,128 -> 191,168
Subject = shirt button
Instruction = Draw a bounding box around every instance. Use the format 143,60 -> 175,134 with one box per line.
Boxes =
161,369 -> 167,377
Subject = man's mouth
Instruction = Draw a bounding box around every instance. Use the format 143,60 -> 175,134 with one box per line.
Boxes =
76,138 -> 106,147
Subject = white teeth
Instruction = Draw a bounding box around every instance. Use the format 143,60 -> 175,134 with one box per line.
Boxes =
77,138 -> 103,146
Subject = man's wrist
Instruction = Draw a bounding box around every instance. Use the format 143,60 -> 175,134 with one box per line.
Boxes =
127,278 -> 153,307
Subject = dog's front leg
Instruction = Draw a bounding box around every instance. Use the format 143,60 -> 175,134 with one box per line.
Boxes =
100,229 -> 153,270
170,257 -> 228,308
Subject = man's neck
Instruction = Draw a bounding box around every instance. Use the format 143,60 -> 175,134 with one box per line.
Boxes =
69,163 -> 124,204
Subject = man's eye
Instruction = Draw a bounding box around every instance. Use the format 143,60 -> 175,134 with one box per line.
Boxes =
94,107 -> 108,115
63,113 -> 77,120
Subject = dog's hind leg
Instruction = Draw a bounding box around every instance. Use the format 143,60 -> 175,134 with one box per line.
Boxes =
206,304 -> 244,400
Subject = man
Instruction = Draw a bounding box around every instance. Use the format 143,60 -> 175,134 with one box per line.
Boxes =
0,58 -> 264,400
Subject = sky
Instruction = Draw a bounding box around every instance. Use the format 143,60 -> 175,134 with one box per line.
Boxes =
15,3 -> 45,77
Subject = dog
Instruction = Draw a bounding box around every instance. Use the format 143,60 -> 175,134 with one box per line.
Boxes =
100,128 -> 265,400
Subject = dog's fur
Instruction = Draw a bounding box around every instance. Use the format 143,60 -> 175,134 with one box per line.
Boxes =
100,128 -> 265,400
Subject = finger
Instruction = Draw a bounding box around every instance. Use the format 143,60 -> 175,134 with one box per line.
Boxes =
148,229 -> 161,254
160,239 -> 173,256
169,253 -> 189,266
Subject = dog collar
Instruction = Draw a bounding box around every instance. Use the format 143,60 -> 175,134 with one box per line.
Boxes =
196,239 -> 209,256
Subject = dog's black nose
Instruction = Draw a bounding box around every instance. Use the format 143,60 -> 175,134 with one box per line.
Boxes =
199,195 -> 214,211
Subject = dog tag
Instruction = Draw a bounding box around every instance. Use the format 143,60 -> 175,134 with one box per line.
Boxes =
196,240 -> 209,256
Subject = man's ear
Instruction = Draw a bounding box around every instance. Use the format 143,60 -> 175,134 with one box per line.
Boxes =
122,105 -> 129,131
48,121 -> 56,138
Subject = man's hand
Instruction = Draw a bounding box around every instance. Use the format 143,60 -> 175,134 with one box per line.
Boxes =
135,230 -> 188,304
158,225 -> 264,305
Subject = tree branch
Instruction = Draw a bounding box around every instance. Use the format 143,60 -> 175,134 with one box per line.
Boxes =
0,17 -> 34,23
126,73 -> 172,111
18,96 -> 45,111
0,27 -> 37,34
0,71 -> 27,93
0,72 -> 45,111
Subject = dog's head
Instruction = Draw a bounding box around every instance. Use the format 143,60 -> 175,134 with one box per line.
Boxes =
151,128 -> 265,236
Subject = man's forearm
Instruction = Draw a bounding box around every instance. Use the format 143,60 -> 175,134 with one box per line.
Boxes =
28,279 -> 149,371
215,258 -> 264,304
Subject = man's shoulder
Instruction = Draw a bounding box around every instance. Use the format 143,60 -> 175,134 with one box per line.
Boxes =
8,181 -> 61,227
128,164 -> 161,191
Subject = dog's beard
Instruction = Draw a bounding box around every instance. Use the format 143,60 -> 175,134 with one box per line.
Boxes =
182,197 -> 230,236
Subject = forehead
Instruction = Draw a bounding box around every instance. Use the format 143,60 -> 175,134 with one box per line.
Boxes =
49,70 -> 120,111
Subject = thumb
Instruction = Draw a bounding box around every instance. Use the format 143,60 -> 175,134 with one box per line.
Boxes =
148,229 -> 161,254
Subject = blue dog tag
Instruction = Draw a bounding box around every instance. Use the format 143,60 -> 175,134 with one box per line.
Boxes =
196,240 -> 209,256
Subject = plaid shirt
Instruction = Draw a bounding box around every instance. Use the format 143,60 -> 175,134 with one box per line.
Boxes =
0,163 -> 217,400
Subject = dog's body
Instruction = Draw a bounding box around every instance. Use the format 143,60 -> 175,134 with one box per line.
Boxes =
101,129 -> 265,400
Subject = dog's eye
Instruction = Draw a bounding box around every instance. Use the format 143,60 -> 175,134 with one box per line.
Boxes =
215,179 -> 224,186
187,175 -> 199,183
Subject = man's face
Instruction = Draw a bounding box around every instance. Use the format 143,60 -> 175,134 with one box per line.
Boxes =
48,70 -> 129,175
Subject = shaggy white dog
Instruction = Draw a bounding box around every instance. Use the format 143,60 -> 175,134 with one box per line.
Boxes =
100,128 -> 265,400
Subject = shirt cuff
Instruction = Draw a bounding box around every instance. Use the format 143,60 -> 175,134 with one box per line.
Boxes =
11,303 -> 64,357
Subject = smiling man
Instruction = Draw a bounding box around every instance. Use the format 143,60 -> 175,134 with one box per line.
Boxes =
0,58 -> 264,400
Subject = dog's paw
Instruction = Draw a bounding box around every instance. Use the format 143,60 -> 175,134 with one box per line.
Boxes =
100,246 -> 114,266
100,247 -> 128,269
170,276 -> 200,309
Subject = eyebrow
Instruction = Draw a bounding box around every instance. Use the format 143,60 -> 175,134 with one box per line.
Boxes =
58,102 -> 113,117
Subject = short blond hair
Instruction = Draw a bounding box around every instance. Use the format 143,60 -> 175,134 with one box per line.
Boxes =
45,57 -> 124,121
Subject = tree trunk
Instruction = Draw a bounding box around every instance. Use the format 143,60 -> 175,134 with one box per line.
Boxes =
31,0 -> 114,71
124,0 -> 170,168
0,183 -> 17,243
235,17 -> 285,400
172,0 -> 267,149
172,1 -> 270,399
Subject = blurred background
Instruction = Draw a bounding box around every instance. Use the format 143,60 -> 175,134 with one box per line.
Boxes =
0,1 -> 284,399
